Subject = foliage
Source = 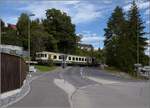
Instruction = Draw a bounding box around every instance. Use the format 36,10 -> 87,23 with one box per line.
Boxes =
30,19 -> 57,59
104,1 -> 148,73
17,13 -> 30,50
1,27 -> 22,46
0,19 -> 5,31
43,8 -> 77,54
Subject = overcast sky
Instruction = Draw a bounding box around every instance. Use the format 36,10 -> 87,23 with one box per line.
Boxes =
0,0 -> 150,49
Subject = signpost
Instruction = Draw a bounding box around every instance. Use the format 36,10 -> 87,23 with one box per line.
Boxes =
61,54 -> 67,69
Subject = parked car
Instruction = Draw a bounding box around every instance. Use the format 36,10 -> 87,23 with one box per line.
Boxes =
141,66 -> 150,72
140,66 -> 150,77
29,65 -> 37,73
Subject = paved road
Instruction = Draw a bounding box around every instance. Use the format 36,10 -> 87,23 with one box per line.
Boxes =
9,68 -> 70,108
63,67 -> 150,108
9,66 -> 150,108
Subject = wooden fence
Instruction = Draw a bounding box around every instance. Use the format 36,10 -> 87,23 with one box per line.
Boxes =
1,53 -> 28,93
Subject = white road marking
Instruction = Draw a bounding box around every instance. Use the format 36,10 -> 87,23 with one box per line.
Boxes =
87,76 -> 120,85
54,79 -> 76,97
54,78 -> 76,108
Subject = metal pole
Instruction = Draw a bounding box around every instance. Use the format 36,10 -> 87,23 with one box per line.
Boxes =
0,19 -> 1,95
145,32 -> 150,66
0,19 -> 1,45
148,33 -> 150,66
28,14 -> 35,77
136,0 -> 139,64
28,18 -> 30,62
28,16 -> 31,77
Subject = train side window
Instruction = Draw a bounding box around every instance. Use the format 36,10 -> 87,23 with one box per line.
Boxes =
79,58 -> 81,61
69,57 -> 71,60
85,58 -> 87,61
53,55 -> 57,59
82,58 -> 84,61
45,54 -> 47,57
73,57 -> 75,61
76,57 -> 78,61
41,54 -> 43,57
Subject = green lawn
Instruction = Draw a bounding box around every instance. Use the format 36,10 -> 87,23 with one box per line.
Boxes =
34,65 -> 56,72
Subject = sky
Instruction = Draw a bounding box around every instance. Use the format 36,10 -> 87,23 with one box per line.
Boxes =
0,0 -> 150,50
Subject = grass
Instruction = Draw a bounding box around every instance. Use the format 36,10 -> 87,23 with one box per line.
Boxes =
34,65 -> 56,72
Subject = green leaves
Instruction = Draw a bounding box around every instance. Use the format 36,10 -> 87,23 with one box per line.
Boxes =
17,13 -> 30,50
104,2 -> 148,73
43,8 -> 76,54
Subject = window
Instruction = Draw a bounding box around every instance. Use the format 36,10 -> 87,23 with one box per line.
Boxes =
53,55 -> 57,59
82,58 -> 84,61
45,54 -> 47,57
73,57 -> 75,61
42,54 -> 44,57
85,58 -> 87,61
59,56 -> 62,59
76,57 -> 78,61
69,57 -> 71,60
79,58 -> 81,61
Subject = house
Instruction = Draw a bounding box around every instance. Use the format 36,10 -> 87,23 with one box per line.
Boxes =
78,43 -> 94,51
145,40 -> 150,56
0,44 -> 28,57
7,23 -> 17,30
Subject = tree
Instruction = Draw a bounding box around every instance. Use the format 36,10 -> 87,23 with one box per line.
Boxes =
0,19 -> 5,32
30,19 -> 57,59
17,13 -> 30,50
127,1 -> 147,65
104,2 -> 148,73
104,6 -> 126,68
43,8 -> 76,54
1,28 -> 22,46
1,19 -> 22,46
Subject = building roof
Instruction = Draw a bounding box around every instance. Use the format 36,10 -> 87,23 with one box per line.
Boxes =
78,43 -> 93,48
7,23 -> 17,30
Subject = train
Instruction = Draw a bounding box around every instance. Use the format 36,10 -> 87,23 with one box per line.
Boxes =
35,51 -> 96,66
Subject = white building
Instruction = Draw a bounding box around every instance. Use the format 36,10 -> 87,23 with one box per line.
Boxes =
145,40 -> 150,56
0,44 -> 28,56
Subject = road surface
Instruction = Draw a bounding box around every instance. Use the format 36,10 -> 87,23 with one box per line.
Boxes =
9,66 -> 150,108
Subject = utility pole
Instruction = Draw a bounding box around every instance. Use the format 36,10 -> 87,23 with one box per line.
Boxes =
0,19 -> 1,45
28,13 -> 35,77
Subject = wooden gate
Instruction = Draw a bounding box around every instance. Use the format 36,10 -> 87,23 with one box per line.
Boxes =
1,53 -> 28,93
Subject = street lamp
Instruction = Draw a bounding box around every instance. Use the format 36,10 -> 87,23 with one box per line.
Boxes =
28,13 -> 35,77
28,14 -> 35,60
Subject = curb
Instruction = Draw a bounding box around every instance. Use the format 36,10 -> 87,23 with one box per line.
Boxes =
0,67 -> 62,108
